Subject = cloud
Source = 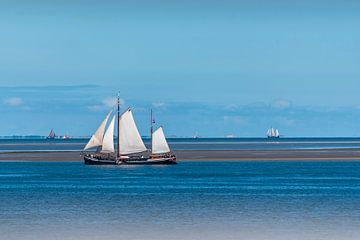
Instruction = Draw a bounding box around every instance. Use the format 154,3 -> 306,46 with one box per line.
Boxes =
152,102 -> 167,110
3,97 -> 24,106
88,97 -> 124,112
102,97 -> 119,108
225,104 -> 239,111
271,99 -> 292,109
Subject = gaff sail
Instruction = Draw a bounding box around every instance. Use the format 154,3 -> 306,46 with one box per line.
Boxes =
118,109 -> 147,155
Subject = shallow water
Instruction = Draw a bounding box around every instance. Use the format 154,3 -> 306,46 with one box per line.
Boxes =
1,138 -> 360,152
1,161 -> 360,240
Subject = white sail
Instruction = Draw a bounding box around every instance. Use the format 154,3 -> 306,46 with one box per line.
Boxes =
119,108 -> 147,155
84,111 -> 112,151
271,128 -> 275,137
101,116 -> 115,153
275,129 -> 280,137
152,127 -> 170,154
267,129 -> 271,136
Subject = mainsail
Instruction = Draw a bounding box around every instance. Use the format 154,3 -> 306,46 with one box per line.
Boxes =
119,108 -> 147,155
101,115 -> 115,153
84,111 -> 112,151
152,127 -> 170,154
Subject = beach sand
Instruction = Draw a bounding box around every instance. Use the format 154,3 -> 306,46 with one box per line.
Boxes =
1,149 -> 360,162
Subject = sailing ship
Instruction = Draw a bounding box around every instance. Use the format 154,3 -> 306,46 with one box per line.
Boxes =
82,95 -> 176,165
267,127 -> 280,139
193,132 -> 200,139
62,134 -> 71,140
47,129 -> 56,139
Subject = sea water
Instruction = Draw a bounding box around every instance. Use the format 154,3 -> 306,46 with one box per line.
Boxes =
1,137 -> 360,152
1,161 -> 360,240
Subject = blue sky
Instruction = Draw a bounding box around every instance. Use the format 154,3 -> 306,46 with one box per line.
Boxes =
1,0 -> 360,137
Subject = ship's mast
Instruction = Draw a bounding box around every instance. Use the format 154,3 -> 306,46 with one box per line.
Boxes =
117,93 -> 120,159
150,109 -> 153,151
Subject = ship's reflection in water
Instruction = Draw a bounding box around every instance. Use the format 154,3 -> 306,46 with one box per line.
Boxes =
1,161 -> 360,240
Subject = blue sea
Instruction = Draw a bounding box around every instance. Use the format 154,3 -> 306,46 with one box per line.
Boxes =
1,161 -> 360,240
1,137 -> 360,152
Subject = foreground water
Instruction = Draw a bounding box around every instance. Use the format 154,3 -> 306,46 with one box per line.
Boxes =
1,161 -> 360,240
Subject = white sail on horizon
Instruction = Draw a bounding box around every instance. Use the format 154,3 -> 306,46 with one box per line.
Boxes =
119,108 -> 147,155
84,111 -> 112,151
275,129 -> 280,137
152,127 -> 170,154
267,127 -> 280,137
101,115 -> 115,153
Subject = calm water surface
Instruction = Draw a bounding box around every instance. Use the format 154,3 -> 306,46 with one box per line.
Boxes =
1,161 -> 360,240
1,138 -> 360,152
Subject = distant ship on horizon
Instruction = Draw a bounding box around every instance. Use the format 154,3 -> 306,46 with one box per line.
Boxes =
267,127 -> 280,139
225,134 -> 236,138
47,130 -> 72,140
47,129 -> 56,139
193,132 -> 200,139
62,134 -> 71,140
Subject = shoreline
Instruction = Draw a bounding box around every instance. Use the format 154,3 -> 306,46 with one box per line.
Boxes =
1,149 -> 360,162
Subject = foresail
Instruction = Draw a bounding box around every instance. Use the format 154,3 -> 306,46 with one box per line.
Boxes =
84,111 -> 112,151
152,127 -> 170,154
119,108 -> 147,155
101,116 -> 115,153
84,135 -> 101,151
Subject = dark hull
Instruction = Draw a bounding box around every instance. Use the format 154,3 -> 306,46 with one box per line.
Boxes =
83,155 -> 176,165
84,155 -> 117,165
122,158 -> 177,165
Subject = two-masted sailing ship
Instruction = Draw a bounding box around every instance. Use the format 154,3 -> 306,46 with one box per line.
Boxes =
82,96 -> 176,165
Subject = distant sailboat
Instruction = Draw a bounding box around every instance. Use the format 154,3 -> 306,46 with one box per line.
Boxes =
193,132 -> 200,139
47,129 -> 56,139
225,134 -> 236,138
82,95 -> 176,165
267,127 -> 280,139
62,132 -> 71,140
